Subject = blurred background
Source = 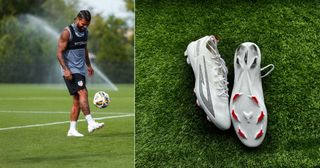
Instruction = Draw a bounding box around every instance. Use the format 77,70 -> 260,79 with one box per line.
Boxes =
0,0 -> 134,89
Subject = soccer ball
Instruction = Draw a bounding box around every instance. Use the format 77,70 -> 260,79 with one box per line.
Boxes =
93,91 -> 110,109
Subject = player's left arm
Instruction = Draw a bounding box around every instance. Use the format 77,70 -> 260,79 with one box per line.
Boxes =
85,46 -> 94,76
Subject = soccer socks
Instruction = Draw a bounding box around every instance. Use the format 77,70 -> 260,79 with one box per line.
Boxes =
85,114 -> 95,125
85,114 -> 105,133
68,114 -> 104,136
70,121 -> 77,130
67,121 -> 84,137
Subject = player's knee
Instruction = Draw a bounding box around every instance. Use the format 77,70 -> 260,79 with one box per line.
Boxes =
78,88 -> 88,97
72,95 -> 80,106
73,94 -> 79,101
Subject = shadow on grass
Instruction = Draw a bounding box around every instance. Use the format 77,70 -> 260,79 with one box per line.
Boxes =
16,153 -> 104,163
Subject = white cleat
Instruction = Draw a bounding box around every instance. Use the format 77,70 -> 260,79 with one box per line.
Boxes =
207,116 -> 211,122
88,122 -> 104,133
67,129 -> 84,137
196,99 -> 201,107
230,42 -> 274,147
185,35 -> 231,130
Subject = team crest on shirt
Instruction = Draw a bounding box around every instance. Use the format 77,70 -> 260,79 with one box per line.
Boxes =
78,81 -> 83,87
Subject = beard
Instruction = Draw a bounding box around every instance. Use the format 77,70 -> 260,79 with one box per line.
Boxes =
77,25 -> 86,32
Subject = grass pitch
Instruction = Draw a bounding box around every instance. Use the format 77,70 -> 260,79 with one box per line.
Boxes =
0,84 -> 134,168
136,0 -> 320,167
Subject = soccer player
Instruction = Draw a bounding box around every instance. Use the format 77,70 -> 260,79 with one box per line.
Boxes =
57,10 -> 104,137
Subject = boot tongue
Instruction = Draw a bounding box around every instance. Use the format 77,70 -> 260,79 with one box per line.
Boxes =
206,37 -> 219,55
210,35 -> 219,43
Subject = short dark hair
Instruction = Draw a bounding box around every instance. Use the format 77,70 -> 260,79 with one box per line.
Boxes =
77,10 -> 91,22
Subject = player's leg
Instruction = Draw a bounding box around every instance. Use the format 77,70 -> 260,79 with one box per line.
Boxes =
78,88 -> 90,115
67,94 -> 84,137
78,88 -> 104,133
70,94 -> 80,121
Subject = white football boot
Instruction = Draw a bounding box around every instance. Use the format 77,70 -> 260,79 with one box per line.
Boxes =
67,129 -> 84,137
88,122 -> 104,133
230,42 -> 274,147
184,35 -> 231,130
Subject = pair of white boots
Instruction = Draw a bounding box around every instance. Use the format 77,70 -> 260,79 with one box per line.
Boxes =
67,114 -> 104,137
184,35 -> 274,147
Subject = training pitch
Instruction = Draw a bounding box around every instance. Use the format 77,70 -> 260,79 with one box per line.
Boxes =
0,84 -> 134,168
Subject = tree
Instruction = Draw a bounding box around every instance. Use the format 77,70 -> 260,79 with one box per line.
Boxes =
88,14 -> 133,83
125,0 -> 134,13
0,0 -> 45,19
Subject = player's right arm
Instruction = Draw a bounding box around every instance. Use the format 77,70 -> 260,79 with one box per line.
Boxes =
57,29 -> 72,80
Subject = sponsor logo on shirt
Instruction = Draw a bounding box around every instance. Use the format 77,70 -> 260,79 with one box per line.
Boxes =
74,41 -> 87,46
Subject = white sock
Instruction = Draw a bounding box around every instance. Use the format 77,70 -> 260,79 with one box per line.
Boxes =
70,121 -> 77,130
85,114 -> 95,125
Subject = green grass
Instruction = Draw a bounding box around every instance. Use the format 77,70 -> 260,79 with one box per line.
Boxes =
0,84 -> 134,168
136,0 -> 320,167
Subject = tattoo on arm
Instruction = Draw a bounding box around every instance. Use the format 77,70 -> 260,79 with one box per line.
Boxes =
57,29 -> 70,71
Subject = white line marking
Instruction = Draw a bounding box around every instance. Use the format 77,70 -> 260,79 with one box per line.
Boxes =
0,114 -> 134,131
0,97 -> 67,100
0,110 -> 133,115
0,96 -> 133,100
